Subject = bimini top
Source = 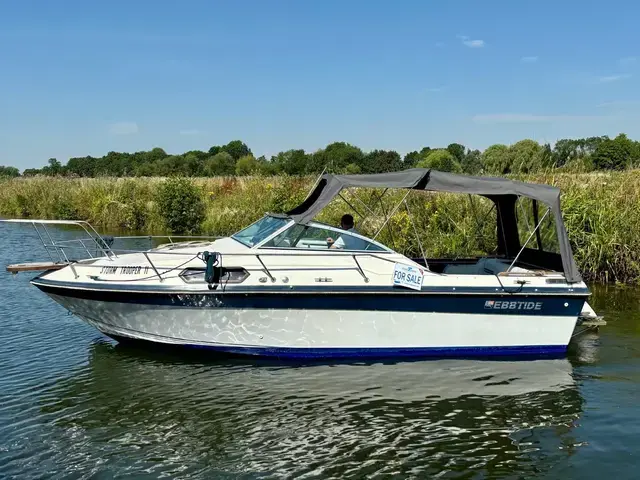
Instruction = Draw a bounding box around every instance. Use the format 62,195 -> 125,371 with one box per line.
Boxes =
286,169 -> 580,282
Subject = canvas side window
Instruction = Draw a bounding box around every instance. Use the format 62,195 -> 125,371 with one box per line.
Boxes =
515,197 -> 560,254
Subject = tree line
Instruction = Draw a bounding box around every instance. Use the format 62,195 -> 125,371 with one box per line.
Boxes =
2,134 -> 640,178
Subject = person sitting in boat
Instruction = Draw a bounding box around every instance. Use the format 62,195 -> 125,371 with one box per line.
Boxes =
327,214 -> 366,250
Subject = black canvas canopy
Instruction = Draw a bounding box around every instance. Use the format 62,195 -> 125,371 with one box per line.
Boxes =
286,169 -> 581,283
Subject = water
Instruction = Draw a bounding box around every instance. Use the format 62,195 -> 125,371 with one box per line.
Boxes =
1,223 -> 639,479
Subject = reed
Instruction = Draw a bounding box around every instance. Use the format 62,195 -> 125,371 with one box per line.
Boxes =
1,172 -> 639,283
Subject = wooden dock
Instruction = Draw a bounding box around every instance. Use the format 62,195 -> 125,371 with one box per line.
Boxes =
6,262 -> 68,274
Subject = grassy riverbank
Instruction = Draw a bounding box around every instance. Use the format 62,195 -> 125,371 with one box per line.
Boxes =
1,172 -> 640,283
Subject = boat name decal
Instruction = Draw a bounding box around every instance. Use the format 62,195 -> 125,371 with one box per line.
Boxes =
484,300 -> 542,311
99,265 -> 149,275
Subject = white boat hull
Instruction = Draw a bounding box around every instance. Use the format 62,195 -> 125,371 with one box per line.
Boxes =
47,293 -> 580,358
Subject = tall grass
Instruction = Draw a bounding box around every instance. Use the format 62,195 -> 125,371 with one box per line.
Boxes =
1,172 -> 639,283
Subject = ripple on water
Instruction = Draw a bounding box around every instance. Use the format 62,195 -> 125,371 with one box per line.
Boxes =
1,337 -> 585,479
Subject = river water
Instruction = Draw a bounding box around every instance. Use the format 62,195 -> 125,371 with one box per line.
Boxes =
1,223 -> 639,479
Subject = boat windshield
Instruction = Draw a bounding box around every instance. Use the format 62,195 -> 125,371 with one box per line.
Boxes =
231,216 -> 290,247
261,223 -> 388,252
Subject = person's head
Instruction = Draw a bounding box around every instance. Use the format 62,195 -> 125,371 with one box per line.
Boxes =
340,214 -> 354,230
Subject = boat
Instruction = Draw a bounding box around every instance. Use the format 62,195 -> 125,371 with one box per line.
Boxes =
2,169 -> 604,358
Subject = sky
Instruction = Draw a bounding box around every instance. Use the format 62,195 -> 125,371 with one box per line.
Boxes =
1,0 -> 639,169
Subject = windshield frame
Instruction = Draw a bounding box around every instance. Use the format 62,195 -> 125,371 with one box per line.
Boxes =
231,215 -> 293,248
255,221 -> 395,253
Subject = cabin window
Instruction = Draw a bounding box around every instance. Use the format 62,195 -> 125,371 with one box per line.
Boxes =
262,224 -> 386,251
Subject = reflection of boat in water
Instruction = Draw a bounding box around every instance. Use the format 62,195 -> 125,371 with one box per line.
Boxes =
40,343 -> 584,477
4,170 -> 603,359
95,345 -> 579,400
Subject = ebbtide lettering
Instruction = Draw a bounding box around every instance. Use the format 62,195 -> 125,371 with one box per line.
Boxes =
484,300 -> 542,311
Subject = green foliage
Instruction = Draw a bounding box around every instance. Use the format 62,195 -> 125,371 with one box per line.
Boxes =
204,152 -> 236,176
416,149 -> 462,172
309,142 -> 364,173
482,144 -> 510,174
446,143 -> 466,163
592,134 -> 636,170
235,155 -> 260,175
344,163 -> 361,174
271,149 -> 309,175
362,150 -> 402,173
552,137 -> 607,168
0,166 -> 20,177
3,172 -> 640,283
156,177 -> 205,234
11,133 -> 640,178
461,149 -> 483,174
403,151 -> 420,168
508,139 -> 544,173
221,140 -> 252,160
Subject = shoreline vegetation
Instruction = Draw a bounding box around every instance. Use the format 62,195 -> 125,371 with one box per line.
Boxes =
1,171 -> 640,284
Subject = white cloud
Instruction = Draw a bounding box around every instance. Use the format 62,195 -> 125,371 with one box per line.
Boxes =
179,129 -> 202,136
520,56 -> 538,63
619,56 -> 637,67
472,113 -> 603,124
457,35 -> 485,48
425,86 -> 447,93
463,39 -> 485,48
435,41 -> 445,48
596,73 -> 632,83
108,121 -> 139,135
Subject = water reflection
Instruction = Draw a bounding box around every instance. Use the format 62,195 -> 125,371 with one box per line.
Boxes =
35,342 -> 584,478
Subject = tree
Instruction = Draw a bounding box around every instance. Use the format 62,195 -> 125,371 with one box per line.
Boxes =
361,150 -> 402,173
41,158 -> 63,176
183,152 -> 204,176
203,152 -> 236,176
416,149 -> 462,172
419,147 -> 432,157
156,177 -> 205,234
145,148 -> 168,163
508,139 -> 544,173
155,155 -> 184,176
592,134 -> 634,170
308,142 -> 364,173
271,149 -> 309,175
403,151 -> 421,168
482,144 -> 510,174
461,149 -> 483,174
221,140 -> 251,160
235,155 -> 260,175
0,166 -> 20,177
446,143 -> 466,163
257,156 -> 278,175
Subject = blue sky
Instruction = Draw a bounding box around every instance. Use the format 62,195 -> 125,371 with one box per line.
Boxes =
1,0 -> 639,169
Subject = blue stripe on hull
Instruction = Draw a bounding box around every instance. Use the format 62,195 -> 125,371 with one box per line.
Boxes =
109,335 -> 567,359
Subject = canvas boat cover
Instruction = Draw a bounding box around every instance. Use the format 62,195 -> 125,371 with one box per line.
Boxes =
286,169 -> 580,282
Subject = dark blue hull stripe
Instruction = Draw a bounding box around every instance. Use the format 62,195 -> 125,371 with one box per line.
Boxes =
37,283 -> 585,316
108,335 -> 567,359
31,276 -> 590,296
